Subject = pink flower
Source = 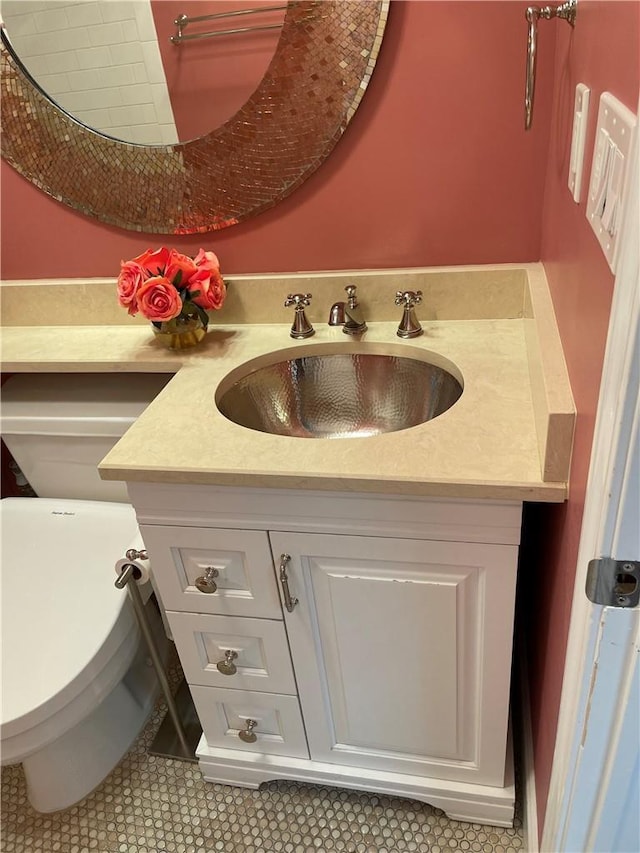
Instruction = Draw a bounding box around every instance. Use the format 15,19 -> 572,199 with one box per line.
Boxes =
165,250 -> 197,289
136,276 -> 182,322
193,248 -> 220,274
117,246 -> 225,325
190,266 -> 226,311
132,247 -> 172,277
117,260 -> 147,315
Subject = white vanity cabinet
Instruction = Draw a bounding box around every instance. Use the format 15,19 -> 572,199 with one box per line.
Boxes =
132,483 -> 522,826
271,532 -> 518,788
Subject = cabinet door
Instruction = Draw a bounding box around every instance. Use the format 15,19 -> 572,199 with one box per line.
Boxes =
140,525 -> 282,619
270,532 -> 518,787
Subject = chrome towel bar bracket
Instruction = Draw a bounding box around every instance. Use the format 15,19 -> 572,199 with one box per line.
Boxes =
525,0 -> 577,130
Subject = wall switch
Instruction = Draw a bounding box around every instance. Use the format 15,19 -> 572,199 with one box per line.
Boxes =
568,84 -> 590,202
586,92 -> 637,273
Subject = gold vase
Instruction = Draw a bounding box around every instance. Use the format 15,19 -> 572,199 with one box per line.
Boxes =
152,313 -> 207,350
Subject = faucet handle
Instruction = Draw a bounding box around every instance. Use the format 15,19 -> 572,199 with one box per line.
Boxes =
395,290 -> 423,308
395,290 -> 423,339
284,292 -> 312,309
345,284 -> 358,305
284,293 -> 315,339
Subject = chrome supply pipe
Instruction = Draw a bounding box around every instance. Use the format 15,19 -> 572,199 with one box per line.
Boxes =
115,562 -> 195,761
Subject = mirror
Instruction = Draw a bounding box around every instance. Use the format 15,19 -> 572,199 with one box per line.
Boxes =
0,0 -> 287,144
0,1 -> 389,234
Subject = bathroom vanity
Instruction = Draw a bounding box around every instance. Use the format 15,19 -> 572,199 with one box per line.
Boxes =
0,264 -> 575,827
130,482 -> 522,825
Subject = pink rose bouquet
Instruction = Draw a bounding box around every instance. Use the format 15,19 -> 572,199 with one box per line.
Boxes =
116,247 -> 226,346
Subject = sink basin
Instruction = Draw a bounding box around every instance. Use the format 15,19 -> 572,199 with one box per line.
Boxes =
216,350 -> 463,439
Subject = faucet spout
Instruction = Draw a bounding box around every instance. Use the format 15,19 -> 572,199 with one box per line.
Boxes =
328,301 -> 346,326
329,285 -> 367,335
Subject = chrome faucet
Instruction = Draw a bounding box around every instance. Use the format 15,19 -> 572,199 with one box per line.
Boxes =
328,285 -> 367,335
284,293 -> 315,339
395,290 -> 423,338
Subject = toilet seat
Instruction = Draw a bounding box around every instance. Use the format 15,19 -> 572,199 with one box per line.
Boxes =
0,498 -> 143,763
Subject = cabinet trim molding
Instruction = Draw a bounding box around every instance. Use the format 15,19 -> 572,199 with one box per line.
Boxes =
130,483 -> 523,545
196,737 -> 516,827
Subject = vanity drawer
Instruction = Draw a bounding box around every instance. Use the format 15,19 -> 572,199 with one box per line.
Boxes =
167,612 -> 296,694
189,685 -> 309,759
140,525 -> 282,619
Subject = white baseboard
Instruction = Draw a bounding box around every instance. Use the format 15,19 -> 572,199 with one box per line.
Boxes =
519,638 -> 540,853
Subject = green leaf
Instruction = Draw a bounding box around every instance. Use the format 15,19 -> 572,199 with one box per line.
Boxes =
173,269 -> 183,288
194,304 -> 209,327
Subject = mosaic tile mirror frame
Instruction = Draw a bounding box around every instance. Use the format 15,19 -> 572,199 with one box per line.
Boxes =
0,1 -> 389,234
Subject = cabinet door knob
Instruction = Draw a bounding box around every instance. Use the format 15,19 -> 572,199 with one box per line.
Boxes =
278,554 -> 298,612
238,718 -> 258,743
216,649 -> 238,676
195,566 -> 219,593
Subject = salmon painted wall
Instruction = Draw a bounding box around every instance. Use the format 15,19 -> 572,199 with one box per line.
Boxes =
528,0 -> 640,836
0,1 -> 555,280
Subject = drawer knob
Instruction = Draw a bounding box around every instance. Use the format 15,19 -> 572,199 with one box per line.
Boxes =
216,649 -> 238,676
238,718 -> 258,744
195,566 -> 219,593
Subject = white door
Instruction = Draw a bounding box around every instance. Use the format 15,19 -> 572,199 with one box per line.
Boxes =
542,127 -> 639,852
270,531 -> 519,786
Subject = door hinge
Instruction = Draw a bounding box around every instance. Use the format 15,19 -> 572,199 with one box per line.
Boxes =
586,558 -> 640,607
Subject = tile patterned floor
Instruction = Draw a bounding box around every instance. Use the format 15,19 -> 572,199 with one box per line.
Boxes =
1,662 -> 524,853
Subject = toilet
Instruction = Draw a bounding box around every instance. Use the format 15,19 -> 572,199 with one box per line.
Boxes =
0,372 -> 171,812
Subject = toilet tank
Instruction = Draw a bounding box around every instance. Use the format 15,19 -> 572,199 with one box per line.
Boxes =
1,373 -> 172,503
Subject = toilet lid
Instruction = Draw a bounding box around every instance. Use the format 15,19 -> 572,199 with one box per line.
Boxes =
1,498 -> 142,739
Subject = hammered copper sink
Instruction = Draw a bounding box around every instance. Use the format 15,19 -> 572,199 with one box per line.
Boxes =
215,350 -> 463,439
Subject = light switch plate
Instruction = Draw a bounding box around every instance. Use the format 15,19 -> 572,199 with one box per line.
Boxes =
586,92 -> 637,273
568,84 -> 590,202
567,83 -> 591,204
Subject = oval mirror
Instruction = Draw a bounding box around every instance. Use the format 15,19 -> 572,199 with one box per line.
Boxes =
0,1 -> 389,234
1,0 -> 287,145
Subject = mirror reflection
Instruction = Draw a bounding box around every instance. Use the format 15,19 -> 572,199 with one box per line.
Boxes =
0,0 -> 286,145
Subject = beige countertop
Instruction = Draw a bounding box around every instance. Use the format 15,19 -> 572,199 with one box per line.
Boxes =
0,264 -> 575,502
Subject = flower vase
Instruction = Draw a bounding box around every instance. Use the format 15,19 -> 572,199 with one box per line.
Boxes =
152,313 -> 208,350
